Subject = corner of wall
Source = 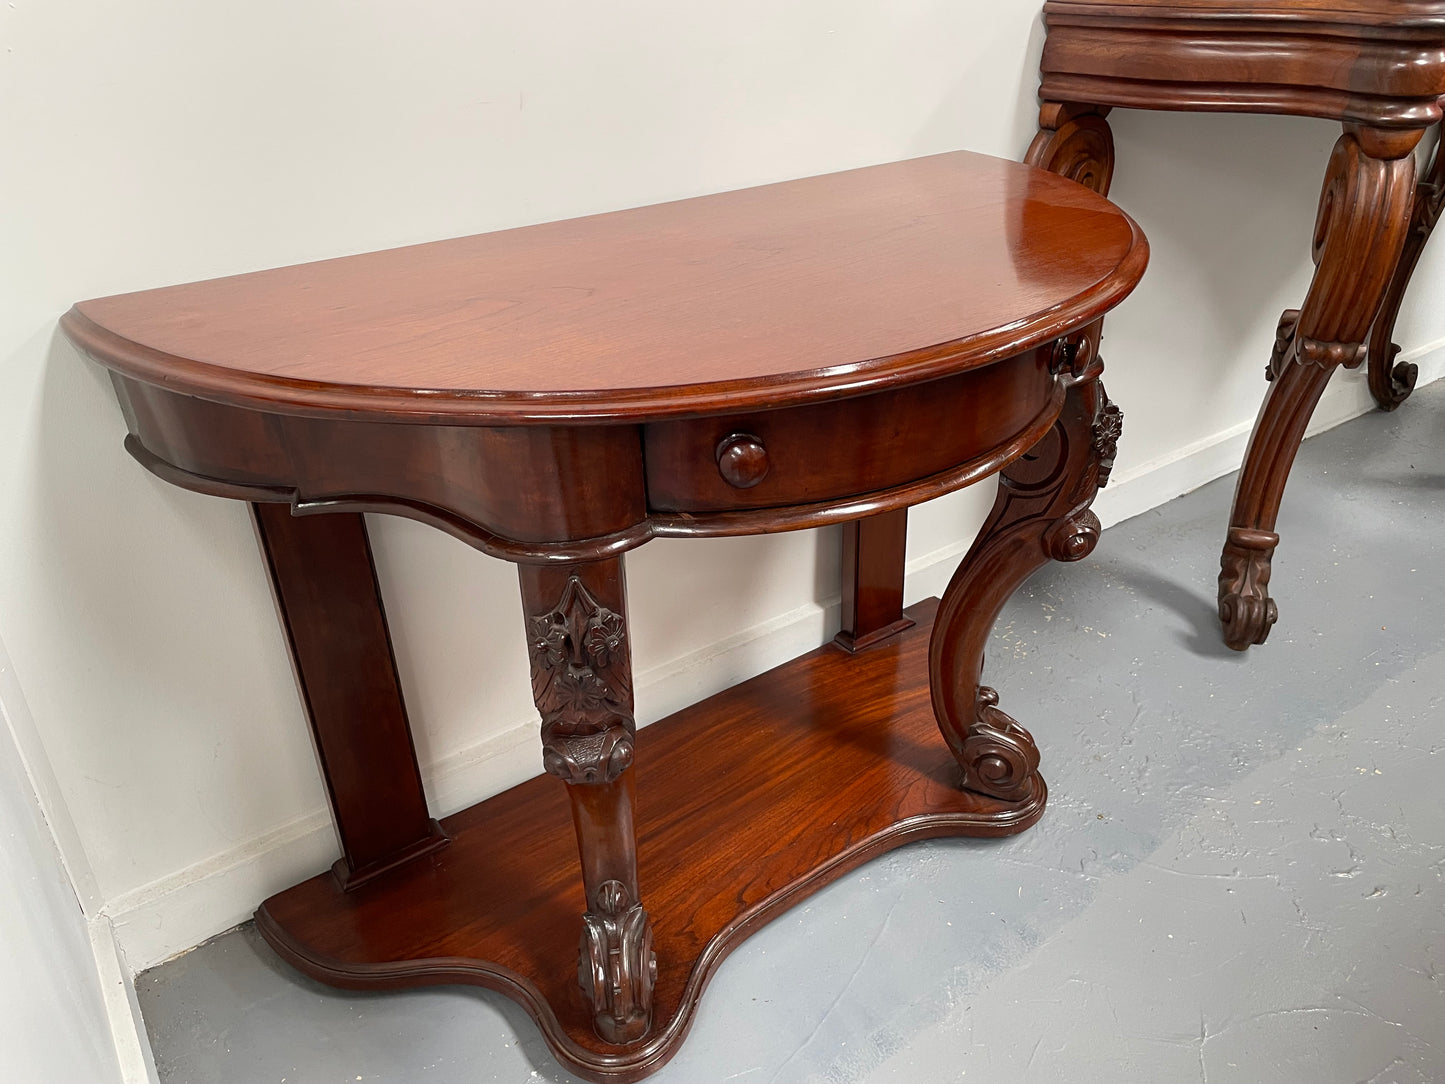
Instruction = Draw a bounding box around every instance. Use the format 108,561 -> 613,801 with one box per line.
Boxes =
0,633 -> 157,1083
89,914 -> 161,1084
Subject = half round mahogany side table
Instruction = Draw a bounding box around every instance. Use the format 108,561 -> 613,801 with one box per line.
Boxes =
62,152 -> 1147,1082
1028,0 -> 1445,649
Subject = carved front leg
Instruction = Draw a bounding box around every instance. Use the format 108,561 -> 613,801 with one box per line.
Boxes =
1367,123 -> 1445,411
984,107 -> 1119,787
1220,128 -> 1419,650
930,346 -> 1120,802
518,560 -> 655,1046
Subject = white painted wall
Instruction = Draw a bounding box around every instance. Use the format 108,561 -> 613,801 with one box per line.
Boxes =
3,0 -> 1443,996
0,635 -> 132,1084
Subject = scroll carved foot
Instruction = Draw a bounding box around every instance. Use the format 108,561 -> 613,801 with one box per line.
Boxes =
579,880 -> 657,1046
1370,341 -> 1420,411
1218,528 -> 1279,651
959,688 -> 1041,802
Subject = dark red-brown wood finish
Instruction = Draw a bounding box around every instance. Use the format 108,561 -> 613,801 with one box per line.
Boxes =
1030,0 -> 1445,650
64,151 -> 1147,1081
251,506 -> 449,888
64,153 -> 1142,424
835,509 -> 915,654
256,598 -> 1048,1081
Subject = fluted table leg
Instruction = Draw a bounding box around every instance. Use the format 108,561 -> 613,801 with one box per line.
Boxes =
1219,127 -> 1420,649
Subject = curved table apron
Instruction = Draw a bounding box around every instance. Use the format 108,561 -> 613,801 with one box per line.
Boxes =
63,150 -> 1148,1083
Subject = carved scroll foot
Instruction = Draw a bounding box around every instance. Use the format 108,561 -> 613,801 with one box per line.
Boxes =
579,880 -> 657,1046
1368,124 -> 1445,411
1370,347 -> 1419,412
519,561 -> 655,1045
1218,528 -> 1280,651
959,688 -> 1041,802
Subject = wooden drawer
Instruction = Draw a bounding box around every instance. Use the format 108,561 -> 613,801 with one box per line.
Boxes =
644,347 -> 1055,513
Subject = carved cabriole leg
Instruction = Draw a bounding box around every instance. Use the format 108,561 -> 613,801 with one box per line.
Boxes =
517,559 -> 655,1046
1026,102 -> 1115,197
1368,124 -> 1445,411
1220,128 -> 1420,651
929,349 -> 1121,802
979,109 -> 1118,784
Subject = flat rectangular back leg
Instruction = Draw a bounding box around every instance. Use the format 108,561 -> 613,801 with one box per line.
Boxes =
252,505 -> 448,889
834,508 -> 914,653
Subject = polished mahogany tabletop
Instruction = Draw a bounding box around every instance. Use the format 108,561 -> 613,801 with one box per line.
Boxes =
63,151 -> 1145,424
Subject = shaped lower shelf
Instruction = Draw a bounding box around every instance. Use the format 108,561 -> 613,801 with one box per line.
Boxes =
256,597 -> 1046,1082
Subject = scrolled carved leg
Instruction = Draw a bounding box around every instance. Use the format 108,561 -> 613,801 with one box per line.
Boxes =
1368,124 -> 1445,411
929,361 -> 1118,802
999,109 -> 1121,770
519,559 -> 655,1046
1026,102 -> 1115,197
1220,128 -> 1419,650
1218,526 -> 1280,650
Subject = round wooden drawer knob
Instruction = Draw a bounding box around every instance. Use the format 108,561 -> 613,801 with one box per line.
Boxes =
716,433 -> 770,489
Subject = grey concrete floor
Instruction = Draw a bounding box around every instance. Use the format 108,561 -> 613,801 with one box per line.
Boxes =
138,386 -> 1445,1084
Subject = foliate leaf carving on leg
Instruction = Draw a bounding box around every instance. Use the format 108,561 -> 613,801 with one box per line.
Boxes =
527,575 -> 636,784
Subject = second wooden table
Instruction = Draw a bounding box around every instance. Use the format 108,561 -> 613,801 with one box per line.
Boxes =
1029,0 -> 1445,649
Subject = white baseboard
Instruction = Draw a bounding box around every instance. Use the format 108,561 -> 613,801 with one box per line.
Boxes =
1,632 -> 158,1082
108,336 -> 1445,975
106,597 -> 848,972
104,808 -> 337,975
89,915 -> 159,1084
1094,337 -> 1445,529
